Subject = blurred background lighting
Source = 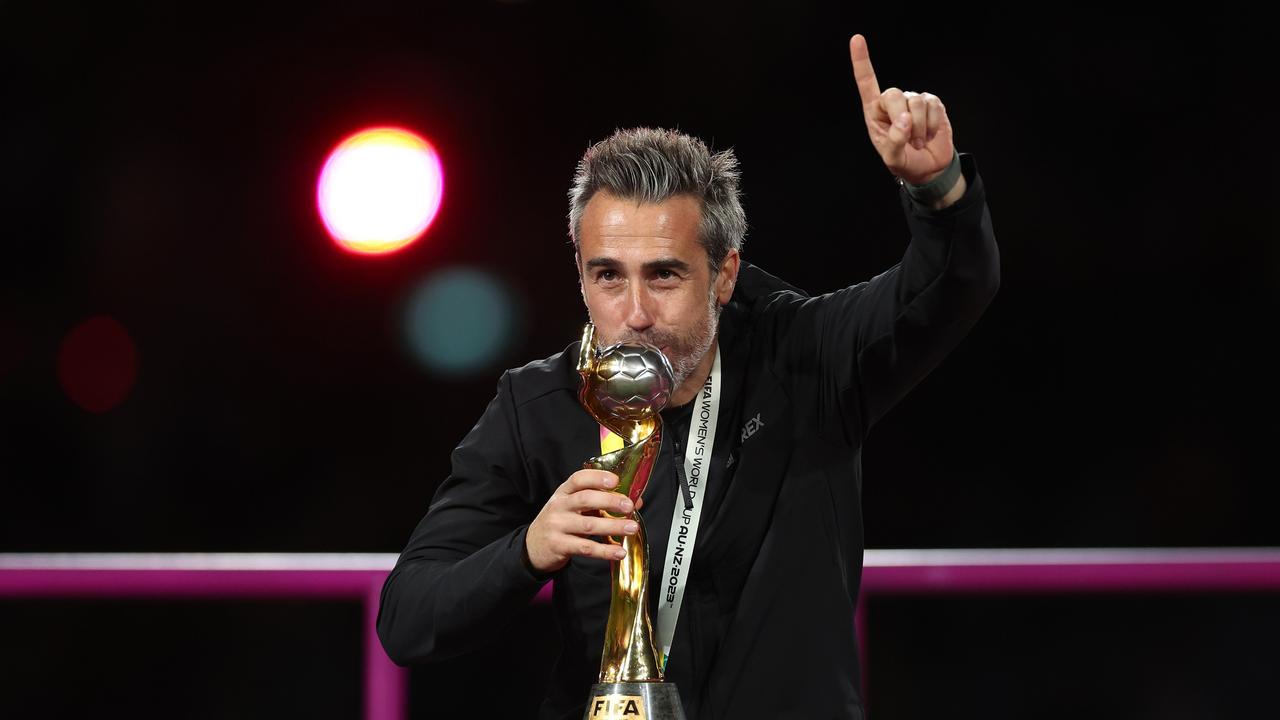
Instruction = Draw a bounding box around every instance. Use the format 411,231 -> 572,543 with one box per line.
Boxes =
316,127 -> 444,255
404,268 -> 518,377
57,315 -> 139,413
0,312 -> 25,381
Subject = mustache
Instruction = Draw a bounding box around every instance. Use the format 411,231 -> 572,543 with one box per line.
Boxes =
610,330 -> 678,350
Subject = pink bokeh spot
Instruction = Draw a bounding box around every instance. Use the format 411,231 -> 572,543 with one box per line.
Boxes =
57,315 -> 139,413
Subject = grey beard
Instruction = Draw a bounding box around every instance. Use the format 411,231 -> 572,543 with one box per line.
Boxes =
668,297 -> 719,390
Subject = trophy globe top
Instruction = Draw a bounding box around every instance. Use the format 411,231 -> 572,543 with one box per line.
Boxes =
590,343 -> 674,422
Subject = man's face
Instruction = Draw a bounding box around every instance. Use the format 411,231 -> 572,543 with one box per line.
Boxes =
577,191 -> 737,388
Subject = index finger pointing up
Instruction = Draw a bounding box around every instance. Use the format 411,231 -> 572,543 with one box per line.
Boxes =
849,34 -> 881,111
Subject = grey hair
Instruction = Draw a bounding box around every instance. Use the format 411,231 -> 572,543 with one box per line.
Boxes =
568,128 -> 746,274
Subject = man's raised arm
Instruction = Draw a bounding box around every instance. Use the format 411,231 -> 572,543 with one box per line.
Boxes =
770,34 -> 1000,443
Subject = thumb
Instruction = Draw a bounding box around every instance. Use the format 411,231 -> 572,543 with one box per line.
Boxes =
884,110 -> 911,159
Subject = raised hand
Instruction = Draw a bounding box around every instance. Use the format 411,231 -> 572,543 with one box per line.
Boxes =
849,34 -> 956,186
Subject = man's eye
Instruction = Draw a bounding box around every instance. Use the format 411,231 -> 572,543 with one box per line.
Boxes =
597,270 -> 620,283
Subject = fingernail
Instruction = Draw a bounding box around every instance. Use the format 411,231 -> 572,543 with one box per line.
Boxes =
603,475 -> 618,487
625,522 -> 639,534
615,549 -> 627,559
619,499 -> 632,511
896,114 -> 910,129
913,139 -> 924,150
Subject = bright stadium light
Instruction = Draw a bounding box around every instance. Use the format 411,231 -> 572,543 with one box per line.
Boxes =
316,127 -> 444,255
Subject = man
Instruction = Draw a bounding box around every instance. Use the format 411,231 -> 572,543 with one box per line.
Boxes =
378,34 -> 999,719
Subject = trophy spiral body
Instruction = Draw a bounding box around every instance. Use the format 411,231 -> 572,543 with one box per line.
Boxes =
577,323 -> 673,685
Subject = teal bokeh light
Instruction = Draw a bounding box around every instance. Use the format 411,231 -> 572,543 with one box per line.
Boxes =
404,267 -> 517,376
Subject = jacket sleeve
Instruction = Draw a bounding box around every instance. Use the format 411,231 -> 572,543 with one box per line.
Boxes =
376,370 -> 549,665
769,152 -> 1000,444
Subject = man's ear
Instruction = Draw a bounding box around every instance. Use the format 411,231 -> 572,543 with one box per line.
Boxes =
715,248 -> 741,306
574,248 -> 586,303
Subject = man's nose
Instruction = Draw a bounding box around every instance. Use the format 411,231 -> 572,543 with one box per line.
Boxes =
623,284 -> 655,332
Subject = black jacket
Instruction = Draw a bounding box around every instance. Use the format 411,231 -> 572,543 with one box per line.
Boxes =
378,153 -> 1000,719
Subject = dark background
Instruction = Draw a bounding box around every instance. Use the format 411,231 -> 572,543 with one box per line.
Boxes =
2,1 -> 1276,717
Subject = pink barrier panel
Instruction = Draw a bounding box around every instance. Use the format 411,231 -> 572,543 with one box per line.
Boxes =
861,548 -> 1280,593
0,554 -> 406,720
853,548 -> 1280,710
6,549 -> 1280,719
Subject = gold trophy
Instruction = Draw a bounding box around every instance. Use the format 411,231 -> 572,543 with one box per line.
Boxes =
577,322 -> 687,720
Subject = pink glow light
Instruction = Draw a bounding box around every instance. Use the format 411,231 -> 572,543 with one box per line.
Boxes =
316,127 -> 444,256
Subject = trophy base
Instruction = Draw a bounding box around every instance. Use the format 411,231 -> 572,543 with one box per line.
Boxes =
582,681 -> 687,720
